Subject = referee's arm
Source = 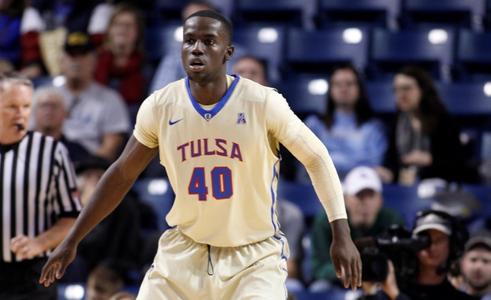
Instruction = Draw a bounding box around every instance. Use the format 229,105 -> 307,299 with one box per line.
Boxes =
40,136 -> 158,287
11,218 -> 75,261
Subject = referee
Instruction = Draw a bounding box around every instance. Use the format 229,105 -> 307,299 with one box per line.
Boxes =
0,73 -> 81,299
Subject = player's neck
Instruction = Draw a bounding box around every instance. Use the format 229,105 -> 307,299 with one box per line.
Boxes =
189,74 -> 228,105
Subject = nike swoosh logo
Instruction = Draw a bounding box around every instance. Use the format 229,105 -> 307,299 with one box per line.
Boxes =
169,118 -> 183,126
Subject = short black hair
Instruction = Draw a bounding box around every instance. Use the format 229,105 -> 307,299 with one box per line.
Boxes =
184,9 -> 233,43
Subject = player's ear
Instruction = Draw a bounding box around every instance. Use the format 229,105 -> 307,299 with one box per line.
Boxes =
224,45 -> 234,62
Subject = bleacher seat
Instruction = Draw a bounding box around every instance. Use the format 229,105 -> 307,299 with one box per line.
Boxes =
287,27 -> 369,75
437,82 -> 491,116
366,80 -> 396,114
132,178 -> 174,231
234,25 -> 286,83
318,0 -> 401,29
370,28 -> 455,81
456,30 -> 491,80
293,288 -> 352,300
278,76 -> 328,116
234,0 -> 305,27
144,23 -> 182,63
462,184 -> 491,216
277,180 -> 322,220
402,0 -> 485,30
382,184 -> 431,227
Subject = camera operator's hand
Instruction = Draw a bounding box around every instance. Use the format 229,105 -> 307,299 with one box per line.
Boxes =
381,260 -> 400,300
330,219 -> 362,289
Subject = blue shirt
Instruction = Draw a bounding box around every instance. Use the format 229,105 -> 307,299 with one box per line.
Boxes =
301,111 -> 387,179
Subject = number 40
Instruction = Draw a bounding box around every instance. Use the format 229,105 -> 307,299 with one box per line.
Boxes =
188,167 -> 233,201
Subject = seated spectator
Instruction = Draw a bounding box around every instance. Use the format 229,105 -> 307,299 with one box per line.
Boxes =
86,263 -> 124,300
32,86 -> 89,164
232,54 -> 305,284
0,1 -> 44,79
232,55 -> 268,86
299,64 -> 387,180
55,31 -> 130,161
150,0 -> 246,92
373,210 -> 477,300
311,166 -> 404,284
460,236 -> 491,299
383,66 -> 469,185
76,156 -> 142,276
94,3 -> 146,110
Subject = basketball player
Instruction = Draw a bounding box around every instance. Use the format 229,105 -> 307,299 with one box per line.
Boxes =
40,10 -> 361,298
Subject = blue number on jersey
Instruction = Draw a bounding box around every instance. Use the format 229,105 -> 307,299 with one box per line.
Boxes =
188,167 -> 233,201
211,167 -> 233,199
188,167 -> 208,201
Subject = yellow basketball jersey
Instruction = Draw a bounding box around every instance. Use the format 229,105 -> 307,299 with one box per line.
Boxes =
134,75 -> 303,247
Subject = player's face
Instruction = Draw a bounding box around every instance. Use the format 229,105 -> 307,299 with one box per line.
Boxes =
393,74 -> 422,113
182,16 -> 233,83
417,229 -> 450,269
34,93 -> 66,133
330,68 -> 359,109
233,58 -> 267,85
461,248 -> 491,290
0,84 -> 32,143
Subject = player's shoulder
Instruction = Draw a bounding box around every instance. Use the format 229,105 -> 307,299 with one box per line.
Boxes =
148,78 -> 186,107
236,76 -> 282,103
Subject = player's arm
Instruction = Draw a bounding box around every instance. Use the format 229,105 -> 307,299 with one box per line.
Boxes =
265,91 -> 361,289
39,136 -> 158,287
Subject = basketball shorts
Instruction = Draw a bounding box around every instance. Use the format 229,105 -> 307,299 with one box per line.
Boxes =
137,228 -> 289,300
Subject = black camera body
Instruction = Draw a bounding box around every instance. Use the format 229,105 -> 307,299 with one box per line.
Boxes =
358,224 -> 430,283
359,209 -> 469,284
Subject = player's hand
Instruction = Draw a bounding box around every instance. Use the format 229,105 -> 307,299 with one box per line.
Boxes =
39,240 -> 77,287
330,219 -> 362,290
10,235 -> 44,261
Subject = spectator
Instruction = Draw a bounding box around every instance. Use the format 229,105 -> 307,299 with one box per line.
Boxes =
378,210 -> 477,300
383,66 -> 468,185
460,236 -> 491,299
300,64 -> 387,180
0,0 -> 45,79
94,3 -> 146,110
75,156 -> 142,276
232,55 -> 268,86
86,264 -> 124,300
311,166 -> 404,284
32,86 -> 89,164
55,31 -> 130,161
149,0 -> 247,92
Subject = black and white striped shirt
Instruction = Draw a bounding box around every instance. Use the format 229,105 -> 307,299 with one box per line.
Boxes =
0,131 -> 81,263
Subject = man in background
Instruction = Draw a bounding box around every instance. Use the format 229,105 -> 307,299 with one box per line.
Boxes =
56,31 -> 130,161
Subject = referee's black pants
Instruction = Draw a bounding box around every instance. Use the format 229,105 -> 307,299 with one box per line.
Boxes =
0,258 -> 57,300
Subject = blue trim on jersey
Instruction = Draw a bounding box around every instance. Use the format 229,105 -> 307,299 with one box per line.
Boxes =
185,75 -> 240,121
273,234 -> 288,261
269,159 -> 281,233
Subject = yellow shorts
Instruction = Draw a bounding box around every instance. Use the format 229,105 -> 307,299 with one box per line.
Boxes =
137,228 -> 289,300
